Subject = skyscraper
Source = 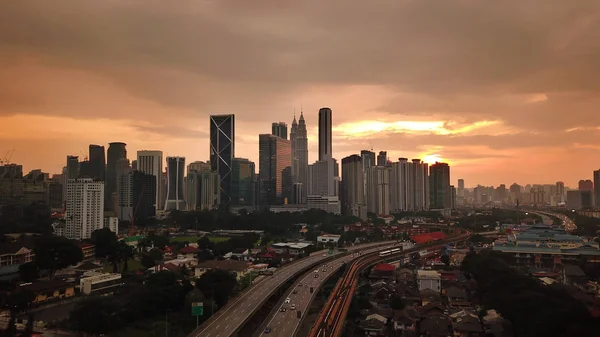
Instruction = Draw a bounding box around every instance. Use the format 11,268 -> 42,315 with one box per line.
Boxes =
366,166 -> 390,215
271,122 -> 288,139
457,179 -> 465,196
65,178 -> 104,240
106,142 -> 127,211
341,155 -> 366,219
186,162 -> 220,211
430,162 -> 451,210
136,150 -> 163,211
89,144 -> 105,181
377,151 -> 387,167
290,112 -> 309,203
389,158 -> 430,212
231,158 -> 256,208
318,107 -> 332,161
164,157 -> 186,211
210,114 -> 235,207
579,179 -> 593,191
258,134 -> 292,207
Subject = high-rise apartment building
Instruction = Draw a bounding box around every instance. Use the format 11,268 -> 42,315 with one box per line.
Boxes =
457,179 -> 465,196
231,158 -> 256,208
290,112 -> 309,203
318,108 -> 332,161
258,134 -> 292,207
185,162 -> 220,211
579,180 -> 593,191
106,142 -> 127,211
210,114 -> 235,206
271,122 -> 288,140
341,155 -> 366,219
594,170 -> 600,208
308,159 -> 337,197
164,157 -> 186,211
65,178 -> 104,240
389,158 -> 429,212
118,170 -> 157,221
136,150 -> 163,211
366,166 -> 390,215
429,162 -> 451,210
89,145 -> 105,181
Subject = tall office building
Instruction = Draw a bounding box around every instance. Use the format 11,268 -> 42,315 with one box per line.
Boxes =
231,158 -> 256,208
430,162 -> 451,210
65,178 -> 104,239
106,142 -> 127,211
137,150 -> 163,210
186,162 -> 220,211
164,157 -> 186,211
89,145 -> 105,181
594,170 -> 600,208
272,122 -> 288,140
389,158 -> 430,212
308,159 -> 337,197
290,112 -> 309,203
579,180 -> 593,191
62,156 -> 80,204
457,179 -> 465,196
210,114 -> 235,206
258,134 -> 292,207
318,107 -> 332,161
341,155 -> 366,219
377,151 -> 387,167
366,166 -> 390,215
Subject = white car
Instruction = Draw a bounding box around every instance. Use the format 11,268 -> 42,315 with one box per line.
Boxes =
291,304 -> 296,310
285,298 -> 291,303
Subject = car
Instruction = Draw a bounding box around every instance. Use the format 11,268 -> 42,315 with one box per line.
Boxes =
291,304 -> 296,310
298,283 -> 303,286
264,327 -> 272,333
321,269 -> 327,272
285,297 -> 291,303
292,290 -> 298,294
314,270 -> 318,273
279,307 -> 286,312
314,274 -> 319,278
322,254 -> 327,257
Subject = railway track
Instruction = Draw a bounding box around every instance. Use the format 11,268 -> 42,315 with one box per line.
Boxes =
309,230 -> 472,337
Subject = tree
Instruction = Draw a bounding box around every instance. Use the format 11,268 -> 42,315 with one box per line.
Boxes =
108,241 -> 135,273
2,289 -> 35,335
141,248 -> 164,269
91,227 -> 118,258
195,270 -> 238,308
34,236 -> 83,278
70,297 -> 123,335
19,262 -> 39,282
197,236 -> 214,251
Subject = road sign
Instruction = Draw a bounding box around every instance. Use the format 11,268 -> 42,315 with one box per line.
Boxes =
191,302 -> 204,316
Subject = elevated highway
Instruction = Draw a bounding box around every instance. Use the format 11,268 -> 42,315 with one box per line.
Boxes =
188,240 -> 402,337
308,230 -> 472,337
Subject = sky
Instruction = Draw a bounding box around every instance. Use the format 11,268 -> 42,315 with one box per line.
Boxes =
1,0 -> 600,188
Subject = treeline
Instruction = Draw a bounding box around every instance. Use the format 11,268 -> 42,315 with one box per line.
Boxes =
166,208 -> 360,235
461,251 -> 600,337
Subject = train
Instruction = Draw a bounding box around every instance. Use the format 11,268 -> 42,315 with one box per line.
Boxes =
378,247 -> 402,257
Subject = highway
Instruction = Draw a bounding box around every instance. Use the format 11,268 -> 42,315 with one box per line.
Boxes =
258,243 -> 413,336
308,230 -> 472,337
189,240 -> 399,337
524,209 -> 577,231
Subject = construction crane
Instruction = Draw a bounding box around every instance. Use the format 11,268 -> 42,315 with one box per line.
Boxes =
0,149 -> 15,165
129,186 -> 145,236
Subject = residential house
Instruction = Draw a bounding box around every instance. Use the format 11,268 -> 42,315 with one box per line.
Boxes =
369,263 -> 396,281
271,243 -> 289,255
396,268 -> 414,283
419,313 -> 452,337
19,280 -> 75,304
195,260 -> 250,280
392,307 -> 418,335
417,270 -> 441,293
444,286 -> 470,308
316,234 -> 341,245
79,243 -> 96,261
371,281 -> 395,305
420,288 -> 443,306
0,243 -> 34,267
419,302 -> 446,317
287,243 -> 313,256
395,283 -> 421,306
230,248 -> 250,260
358,313 -> 388,336
450,310 -> 483,337
178,246 -> 200,258
482,310 -> 514,337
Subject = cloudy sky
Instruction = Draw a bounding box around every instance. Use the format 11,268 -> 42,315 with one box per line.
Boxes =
1,0 -> 600,187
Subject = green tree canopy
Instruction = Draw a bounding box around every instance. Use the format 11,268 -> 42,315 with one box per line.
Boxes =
33,235 -> 83,277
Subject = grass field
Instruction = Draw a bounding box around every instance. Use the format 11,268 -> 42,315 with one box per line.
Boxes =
170,236 -> 230,243
102,258 -> 144,273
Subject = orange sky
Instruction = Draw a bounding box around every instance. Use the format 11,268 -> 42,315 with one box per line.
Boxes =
1,1 -> 600,187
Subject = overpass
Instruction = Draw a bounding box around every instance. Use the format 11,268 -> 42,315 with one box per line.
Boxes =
188,240 -> 401,337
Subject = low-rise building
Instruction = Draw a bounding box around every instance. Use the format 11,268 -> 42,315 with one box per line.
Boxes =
417,270 -> 441,293
0,243 -> 34,267
317,234 -> 341,244
19,280 -> 75,304
80,272 -> 123,295
195,260 -> 250,280
79,243 -> 96,261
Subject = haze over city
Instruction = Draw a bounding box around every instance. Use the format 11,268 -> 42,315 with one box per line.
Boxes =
1,0 -> 600,186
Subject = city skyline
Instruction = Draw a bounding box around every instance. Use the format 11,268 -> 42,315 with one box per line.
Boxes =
2,1 -> 600,187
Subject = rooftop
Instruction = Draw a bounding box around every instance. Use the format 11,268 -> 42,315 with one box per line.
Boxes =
374,263 -> 396,272
417,270 -> 441,279
196,260 -> 250,272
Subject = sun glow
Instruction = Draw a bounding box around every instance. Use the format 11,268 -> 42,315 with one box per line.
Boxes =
333,119 -> 500,137
421,154 -> 444,164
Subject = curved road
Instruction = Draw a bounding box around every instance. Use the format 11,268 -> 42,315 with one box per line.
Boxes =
190,240 -> 399,337
258,242 -> 414,337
